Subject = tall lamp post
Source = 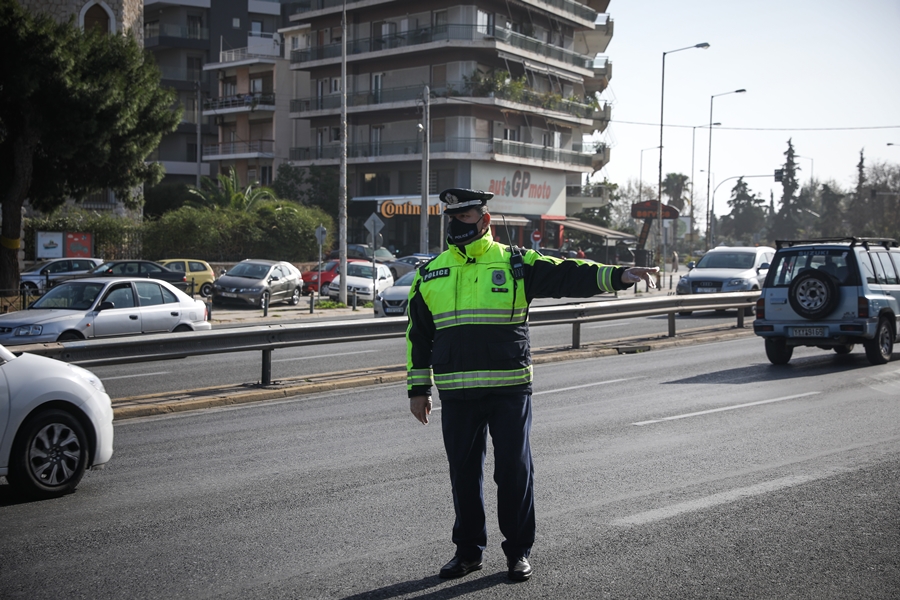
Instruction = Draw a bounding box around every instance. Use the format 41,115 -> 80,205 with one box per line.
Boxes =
796,155 -> 814,184
690,122 -> 719,256
657,42 -> 709,273
705,88 -> 746,251
639,146 -> 660,202
419,86 -> 430,254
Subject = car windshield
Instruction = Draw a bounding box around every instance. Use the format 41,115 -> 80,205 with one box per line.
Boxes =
91,262 -> 114,273
23,261 -> 53,273
374,248 -> 394,260
227,263 -> 271,279
695,252 -> 756,269
31,282 -> 105,310
346,264 -> 375,278
395,271 -> 417,286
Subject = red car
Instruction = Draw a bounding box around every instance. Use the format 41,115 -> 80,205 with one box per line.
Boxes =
302,259 -> 364,294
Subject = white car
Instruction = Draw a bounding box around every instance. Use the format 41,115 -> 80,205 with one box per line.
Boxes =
327,261 -> 394,302
0,344 -> 113,499
19,257 -> 103,294
0,277 -> 211,345
374,270 -> 416,317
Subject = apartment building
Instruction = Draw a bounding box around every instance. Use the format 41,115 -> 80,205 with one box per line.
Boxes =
284,0 -> 614,254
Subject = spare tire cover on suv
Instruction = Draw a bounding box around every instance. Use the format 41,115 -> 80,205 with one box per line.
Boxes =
788,269 -> 839,319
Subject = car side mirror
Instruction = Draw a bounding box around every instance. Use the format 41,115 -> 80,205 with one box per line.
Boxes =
269,276 -> 280,282
687,261 -> 696,270
97,301 -> 115,311
759,262 -> 770,271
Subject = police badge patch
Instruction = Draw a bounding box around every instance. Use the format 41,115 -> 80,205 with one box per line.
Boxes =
492,270 -> 506,285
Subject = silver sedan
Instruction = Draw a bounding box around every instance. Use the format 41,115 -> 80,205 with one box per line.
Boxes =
0,277 -> 211,345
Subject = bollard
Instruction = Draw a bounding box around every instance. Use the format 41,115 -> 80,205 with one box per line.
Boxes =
669,275 -> 673,290
352,291 -> 358,311
206,301 -> 212,322
309,293 -> 315,314
262,294 -> 268,317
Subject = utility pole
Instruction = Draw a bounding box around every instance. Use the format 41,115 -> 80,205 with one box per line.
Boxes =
195,80 -> 202,188
420,86 -> 430,254
338,0 -> 348,304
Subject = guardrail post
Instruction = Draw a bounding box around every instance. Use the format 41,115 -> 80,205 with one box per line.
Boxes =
261,349 -> 272,385
668,312 -> 676,337
737,309 -> 745,328
572,322 -> 581,349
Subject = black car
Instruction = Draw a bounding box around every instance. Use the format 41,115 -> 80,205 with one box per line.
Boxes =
65,260 -> 189,291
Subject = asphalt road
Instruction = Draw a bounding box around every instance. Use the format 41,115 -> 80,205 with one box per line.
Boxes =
1,336 -> 897,599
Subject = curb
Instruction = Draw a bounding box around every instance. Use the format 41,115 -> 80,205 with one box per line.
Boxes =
112,325 -> 755,420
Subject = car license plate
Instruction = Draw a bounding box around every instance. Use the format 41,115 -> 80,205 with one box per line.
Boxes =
696,287 -> 718,293
385,307 -> 404,314
221,292 -> 237,298
791,327 -> 824,337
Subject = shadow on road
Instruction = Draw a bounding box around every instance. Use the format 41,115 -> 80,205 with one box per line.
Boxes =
340,570 -> 510,600
667,353 -> 870,385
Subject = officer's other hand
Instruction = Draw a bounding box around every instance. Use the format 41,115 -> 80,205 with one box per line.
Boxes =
410,395 -> 432,424
622,266 -> 660,289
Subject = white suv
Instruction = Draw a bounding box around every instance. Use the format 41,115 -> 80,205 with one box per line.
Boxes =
753,238 -> 899,365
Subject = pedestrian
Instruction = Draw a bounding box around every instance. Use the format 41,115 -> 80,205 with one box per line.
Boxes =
576,247 -> 585,259
671,250 -> 679,272
406,188 -> 659,582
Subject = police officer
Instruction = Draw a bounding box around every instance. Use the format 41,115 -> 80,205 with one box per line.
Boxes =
407,188 -> 658,582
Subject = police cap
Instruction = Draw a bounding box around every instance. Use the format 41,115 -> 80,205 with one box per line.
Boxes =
439,188 -> 493,215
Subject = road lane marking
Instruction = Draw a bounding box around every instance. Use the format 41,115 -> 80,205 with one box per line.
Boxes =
611,473 -> 834,526
101,371 -> 171,380
533,377 -> 641,396
632,392 -> 821,426
273,350 -> 380,363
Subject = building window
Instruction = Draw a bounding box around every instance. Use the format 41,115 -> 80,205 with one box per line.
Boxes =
259,166 -> 273,185
223,81 -> 237,97
370,126 -> 383,156
251,21 -> 263,35
83,5 -> 110,34
232,18 -> 240,29
187,56 -> 203,82
331,127 -> 341,142
362,173 -> 390,196
187,15 -> 203,39
250,78 -> 263,94
476,10 -> 494,35
503,127 -> 519,142
291,35 -> 300,51
187,143 -> 198,162
330,78 -> 341,93
331,26 -> 342,43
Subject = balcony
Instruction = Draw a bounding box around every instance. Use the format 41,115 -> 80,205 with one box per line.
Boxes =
158,67 -> 209,84
203,140 -> 274,160
584,56 -> 613,94
289,137 -> 595,169
290,0 -> 596,24
204,93 -> 276,113
144,23 -> 208,49
290,24 -> 593,72
291,81 -> 596,121
209,33 -> 281,67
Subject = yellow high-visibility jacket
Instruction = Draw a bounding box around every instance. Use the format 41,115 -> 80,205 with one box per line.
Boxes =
406,230 -> 631,400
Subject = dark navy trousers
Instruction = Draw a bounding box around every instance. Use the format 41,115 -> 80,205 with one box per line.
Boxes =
440,392 -> 535,561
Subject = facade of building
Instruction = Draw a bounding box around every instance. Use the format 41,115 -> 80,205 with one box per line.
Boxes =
283,0 -> 614,255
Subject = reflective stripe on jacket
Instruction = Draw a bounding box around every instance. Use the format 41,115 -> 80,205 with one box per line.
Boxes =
406,230 -> 629,400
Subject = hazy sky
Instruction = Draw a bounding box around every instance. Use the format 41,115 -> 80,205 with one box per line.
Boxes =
593,0 -> 900,225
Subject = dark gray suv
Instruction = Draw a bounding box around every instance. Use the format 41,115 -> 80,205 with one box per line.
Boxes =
753,238 -> 899,365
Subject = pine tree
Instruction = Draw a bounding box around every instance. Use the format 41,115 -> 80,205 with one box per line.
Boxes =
772,139 -> 801,240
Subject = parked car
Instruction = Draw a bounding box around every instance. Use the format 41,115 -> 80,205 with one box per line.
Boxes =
66,260 -> 189,291
159,259 -> 217,297
374,270 -> 416,317
19,258 -> 103,295
327,244 -> 396,263
212,260 -> 303,307
0,343 -> 113,499
754,237 -> 899,365
675,245 -> 775,315
326,261 -> 394,302
383,254 -> 435,280
0,278 -> 211,345
301,258 -> 365,295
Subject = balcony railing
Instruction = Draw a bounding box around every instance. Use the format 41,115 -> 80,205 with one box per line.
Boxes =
203,140 -> 274,158
289,137 -> 595,167
291,24 -> 592,70
289,0 -> 596,22
144,23 -> 209,41
204,93 -> 276,111
158,67 -> 208,83
291,81 -> 597,120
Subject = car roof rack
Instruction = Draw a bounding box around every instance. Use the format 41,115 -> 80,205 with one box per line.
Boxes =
776,237 -> 898,250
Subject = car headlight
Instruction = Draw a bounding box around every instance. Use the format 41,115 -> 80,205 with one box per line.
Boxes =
241,287 -> 262,293
728,279 -> 748,287
14,325 -> 42,336
66,363 -> 106,393
676,278 -> 689,290
310,274 -> 319,281
361,286 -> 373,294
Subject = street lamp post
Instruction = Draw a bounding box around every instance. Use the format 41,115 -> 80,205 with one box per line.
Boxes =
639,146 -> 660,202
657,42 -> 709,273
705,88 -> 746,251
690,122 -> 719,256
796,155 -> 814,184
419,86 -> 430,254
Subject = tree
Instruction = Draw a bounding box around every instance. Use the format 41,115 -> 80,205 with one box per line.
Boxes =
272,163 -> 340,220
188,167 -> 276,212
721,177 -> 765,243
846,150 -> 870,235
771,139 -> 801,240
0,3 -> 179,290
819,183 -> 845,238
662,172 -> 689,212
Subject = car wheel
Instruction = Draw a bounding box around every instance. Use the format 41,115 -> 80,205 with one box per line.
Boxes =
57,331 -> 83,342
200,282 -> 213,298
20,281 -> 39,294
173,325 -> 192,333
7,409 -> 89,499
788,270 -> 839,319
833,344 -> 854,355
764,338 -> 793,365
288,287 -> 301,305
864,318 -> 894,365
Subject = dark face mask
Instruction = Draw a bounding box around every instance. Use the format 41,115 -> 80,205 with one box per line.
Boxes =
448,215 -> 484,246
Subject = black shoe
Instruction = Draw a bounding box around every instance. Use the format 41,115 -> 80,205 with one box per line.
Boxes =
439,555 -> 483,579
507,556 -> 533,581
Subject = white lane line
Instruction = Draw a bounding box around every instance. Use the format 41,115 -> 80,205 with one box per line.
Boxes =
611,473 -> 830,527
586,321 -> 632,329
273,350 -> 380,363
632,391 -> 821,426
101,371 -> 171,380
533,377 -> 641,396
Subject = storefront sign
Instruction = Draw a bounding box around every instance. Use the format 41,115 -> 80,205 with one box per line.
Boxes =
379,200 -> 442,218
471,163 -> 566,216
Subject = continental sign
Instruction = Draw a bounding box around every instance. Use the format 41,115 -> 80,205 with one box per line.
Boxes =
379,200 -> 443,219
631,200 -> 680,220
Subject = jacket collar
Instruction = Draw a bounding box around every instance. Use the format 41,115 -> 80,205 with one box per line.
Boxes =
451,229 -> 494,261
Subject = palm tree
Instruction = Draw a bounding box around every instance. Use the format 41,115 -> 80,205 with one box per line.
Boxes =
189,167 -> 276,212
662,173 -> 689,213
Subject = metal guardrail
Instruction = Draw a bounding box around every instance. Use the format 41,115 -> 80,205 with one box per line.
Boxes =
15,292 -> 760,385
